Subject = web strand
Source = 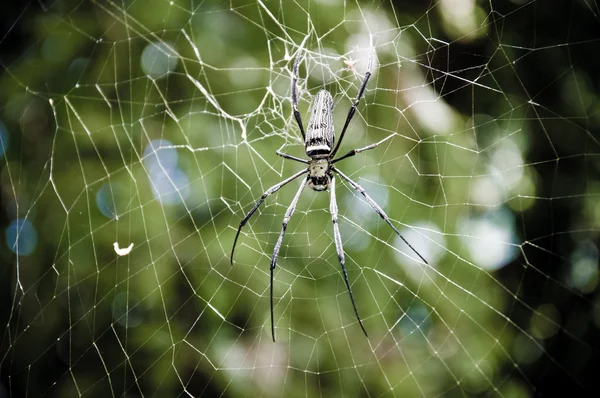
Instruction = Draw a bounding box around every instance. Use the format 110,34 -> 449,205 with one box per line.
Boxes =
0,1 -> 598,397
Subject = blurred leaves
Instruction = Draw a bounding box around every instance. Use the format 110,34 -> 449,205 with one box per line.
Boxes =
1,0 -> 600,397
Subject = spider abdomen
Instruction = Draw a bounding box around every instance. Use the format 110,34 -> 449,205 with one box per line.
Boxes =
305,90 -> 334,158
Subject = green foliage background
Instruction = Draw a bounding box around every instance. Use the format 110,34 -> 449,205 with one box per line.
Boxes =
1,0 -> 599,396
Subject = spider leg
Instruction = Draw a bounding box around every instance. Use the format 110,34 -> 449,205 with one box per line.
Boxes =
276,150 -> 309,164
332,167 -> 429,265
332,134 -> 396,164
330,50 -> 373,158
231,168 -> 308,265
292,53 -> 306,140
269,177 -> 308,341
330,174 -> 368,337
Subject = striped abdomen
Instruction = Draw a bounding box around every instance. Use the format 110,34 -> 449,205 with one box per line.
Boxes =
305,90 -> 334,158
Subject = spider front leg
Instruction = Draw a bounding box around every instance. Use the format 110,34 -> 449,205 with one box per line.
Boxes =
333,167 -> 428,265
269,177 -> 308,341
330,174 -> 369,337
231,169 -> 308,265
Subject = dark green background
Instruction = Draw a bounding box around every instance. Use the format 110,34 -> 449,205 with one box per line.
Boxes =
1,0 -> 599,396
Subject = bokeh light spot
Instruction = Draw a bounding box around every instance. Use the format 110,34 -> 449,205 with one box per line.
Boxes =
141,41 -> 179,79
6,218 -> 38,256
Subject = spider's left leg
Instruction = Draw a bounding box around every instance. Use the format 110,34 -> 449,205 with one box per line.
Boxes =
269,177 -> 308,342
330,174 -> 368,337
332,134 -> 396,164
330,51 -> 374,158
332,167 -> 429,265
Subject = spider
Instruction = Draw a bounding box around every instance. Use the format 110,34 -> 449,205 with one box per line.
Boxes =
231,51 -> 428,341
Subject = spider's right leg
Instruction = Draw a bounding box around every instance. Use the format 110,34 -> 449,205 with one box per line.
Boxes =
276,150 -> 309,164
231,168 -> 308,265
330,174 -> 368,337
269,177 -> 308,341
292,53 -> 306,140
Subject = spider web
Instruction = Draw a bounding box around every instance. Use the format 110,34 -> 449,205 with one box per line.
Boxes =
1,0 -> 599,396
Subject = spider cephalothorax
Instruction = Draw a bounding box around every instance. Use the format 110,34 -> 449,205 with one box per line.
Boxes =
308,158 -> 331,191
231,48 -> 428,342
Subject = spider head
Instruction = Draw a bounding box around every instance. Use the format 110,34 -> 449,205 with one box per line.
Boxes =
308,159 -> 331,192
308,175 -> 330,191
